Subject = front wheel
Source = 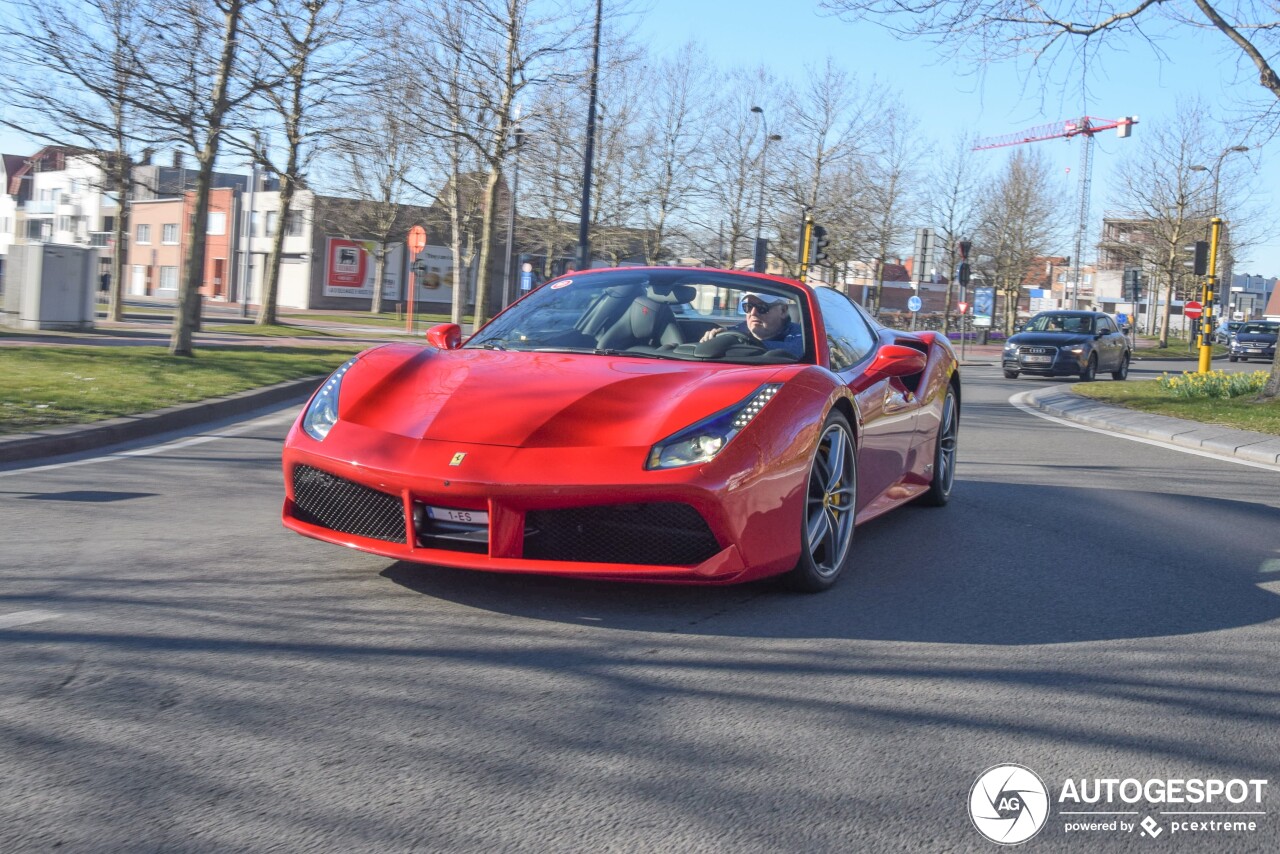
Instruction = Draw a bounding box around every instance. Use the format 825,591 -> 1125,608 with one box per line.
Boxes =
1111,353 -> 1130,381
1003,369 -> 1019,379
919,385 -> 958,507
784,412 -> 857,593
1079,354 -> 1097,382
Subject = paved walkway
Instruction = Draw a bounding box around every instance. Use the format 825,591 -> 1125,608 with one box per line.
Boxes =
2,316 -> 1276,468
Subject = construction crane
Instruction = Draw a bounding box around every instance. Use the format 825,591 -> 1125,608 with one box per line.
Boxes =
974,116 -> 1138,309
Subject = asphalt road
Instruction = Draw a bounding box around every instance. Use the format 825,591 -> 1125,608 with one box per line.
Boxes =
2,360 -> 1278,853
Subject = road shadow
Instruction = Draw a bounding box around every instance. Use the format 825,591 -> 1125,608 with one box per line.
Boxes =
382,480 -> 1280,645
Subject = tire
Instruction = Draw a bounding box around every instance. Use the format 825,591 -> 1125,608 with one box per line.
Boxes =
784,411 -> 857,593
919,384 -> 958,507
1079,354 -> 1097,382
1229,355 -> 1238,362
1003,369 -> 1019,379
1111,353 -> 1130,381
1241,357 -> 1249,362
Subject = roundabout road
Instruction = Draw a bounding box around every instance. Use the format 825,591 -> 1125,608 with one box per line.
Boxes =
1,363 -> 1278,852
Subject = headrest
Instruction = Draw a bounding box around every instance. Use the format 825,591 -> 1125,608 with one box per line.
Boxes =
644,284 -> 696,304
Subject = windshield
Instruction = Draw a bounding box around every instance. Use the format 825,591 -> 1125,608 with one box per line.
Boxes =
1024,313 -> 1097,334
1239,322 -> 1278,335
466,269 -> 810,364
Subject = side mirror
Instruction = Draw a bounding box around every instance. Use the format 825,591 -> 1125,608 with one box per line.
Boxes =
864,344 -> 928,381
426,323 -> 462,350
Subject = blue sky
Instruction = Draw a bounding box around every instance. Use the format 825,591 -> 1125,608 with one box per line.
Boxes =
632,0 -> 1280,276
4,0 -> 1276,274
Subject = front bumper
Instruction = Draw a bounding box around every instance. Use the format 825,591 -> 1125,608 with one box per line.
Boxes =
1002,345 -> 1087,376
1229,341 -> 1276,359
280,421 -> 811,585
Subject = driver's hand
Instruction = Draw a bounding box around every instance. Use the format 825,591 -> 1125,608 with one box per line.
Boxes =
700,328 -> 723,343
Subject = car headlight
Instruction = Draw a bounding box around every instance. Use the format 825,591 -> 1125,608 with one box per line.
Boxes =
646,384 -> 781,470
1003,341 -> 1017,352
301,356 -> 358,441
1066,345 -> 1085,355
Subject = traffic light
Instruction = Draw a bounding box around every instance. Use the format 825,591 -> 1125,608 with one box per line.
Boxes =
1191,241 -> 1208,276
1123,268 -> 1142,301
957,262 -> 971,289
811,224 -> 830,265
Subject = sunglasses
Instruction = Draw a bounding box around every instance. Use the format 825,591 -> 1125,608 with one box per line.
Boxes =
743,301 -> 777,314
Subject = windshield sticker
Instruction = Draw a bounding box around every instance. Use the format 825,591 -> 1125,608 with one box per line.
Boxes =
550,279 -> 573,289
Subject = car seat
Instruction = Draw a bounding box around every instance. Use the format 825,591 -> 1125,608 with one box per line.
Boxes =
595,285 -> 694,349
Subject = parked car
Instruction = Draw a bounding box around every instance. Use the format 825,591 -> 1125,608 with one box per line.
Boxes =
1001,311 -> 1132,381
281,267 -> 961,591
1216,320 -> 1243,345
1227,321 -> 1278,362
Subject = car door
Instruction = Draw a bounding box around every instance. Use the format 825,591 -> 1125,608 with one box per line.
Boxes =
814,288 -> 915,514
1094,315 -> 1121,370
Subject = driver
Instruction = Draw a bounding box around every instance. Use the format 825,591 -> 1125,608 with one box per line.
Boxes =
700,292 -> 804,356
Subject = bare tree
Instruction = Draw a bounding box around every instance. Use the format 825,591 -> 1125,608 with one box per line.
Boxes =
1109,107 -> 1228,347
774,59 -> 878,277
0,0 -> 157,323
925,134 -> 985,333
132,0 -> 269,356
818,1 -> 1280,107
245,0 -> 367,325
974,148 -> 1065,335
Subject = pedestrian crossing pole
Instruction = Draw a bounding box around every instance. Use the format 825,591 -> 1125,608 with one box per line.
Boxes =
1198,217 -> 1222,374
798,215 -> 814,282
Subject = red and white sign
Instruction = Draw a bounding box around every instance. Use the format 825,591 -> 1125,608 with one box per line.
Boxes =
1183,300 -> 1203,319
957,301 -> 968,314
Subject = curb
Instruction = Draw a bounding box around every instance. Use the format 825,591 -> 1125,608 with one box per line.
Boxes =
1018,387 -> 1280,467
0,376 -> 324,464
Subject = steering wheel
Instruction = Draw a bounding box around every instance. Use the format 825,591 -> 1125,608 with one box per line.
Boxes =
694,330 -> 765,358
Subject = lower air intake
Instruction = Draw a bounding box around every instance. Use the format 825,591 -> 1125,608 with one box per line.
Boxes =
291,465 -> 405,543
524,503 -> 719,566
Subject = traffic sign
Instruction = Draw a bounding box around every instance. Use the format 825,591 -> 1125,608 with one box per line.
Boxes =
1183,300 -> 1203,319
957,301 -> 968,314
907,295 -> 922,312
407,224 -> 427,257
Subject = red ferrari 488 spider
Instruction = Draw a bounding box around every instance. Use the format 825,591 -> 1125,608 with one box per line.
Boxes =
282,267 -> 959,591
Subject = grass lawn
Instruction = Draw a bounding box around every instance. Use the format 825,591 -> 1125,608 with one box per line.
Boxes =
0,346 -> 362,435
1075,375 -> 1280,436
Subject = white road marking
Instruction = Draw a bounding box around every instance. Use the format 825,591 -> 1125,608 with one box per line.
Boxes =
1009,391 -> 1280,473
0,610 -> 61,629
0,410 -> 298,478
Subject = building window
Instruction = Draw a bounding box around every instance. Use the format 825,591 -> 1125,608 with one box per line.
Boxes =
136,223 -> 151,244
159,266 -> 178,291
208,212 -> 226,235
284,211 -> 305,236
250,211 -> 260,236
57,215 -> 71,232
162,223 -> 179,244
265,210 -> 277,237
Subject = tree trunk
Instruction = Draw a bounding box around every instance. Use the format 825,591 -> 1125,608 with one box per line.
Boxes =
472,167 -> 502,328
257,173 -> 291,326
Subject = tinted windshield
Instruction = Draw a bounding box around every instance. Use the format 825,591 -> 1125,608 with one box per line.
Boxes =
1024,313 -> 1097,334
1239,322 -> 1278,335
466,269 -> 810,364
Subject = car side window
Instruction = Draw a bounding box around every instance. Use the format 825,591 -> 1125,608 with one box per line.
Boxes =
815,287 -> 877,372
1097,317 -> 1115,334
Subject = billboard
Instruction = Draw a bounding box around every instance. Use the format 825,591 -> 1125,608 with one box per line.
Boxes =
323,238 -> 405,299
972,286 -> 995,328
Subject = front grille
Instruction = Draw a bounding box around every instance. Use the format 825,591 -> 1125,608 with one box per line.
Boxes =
524,503 -> 719,566
291,465 -> 406,543
1019,346 -> 1054,355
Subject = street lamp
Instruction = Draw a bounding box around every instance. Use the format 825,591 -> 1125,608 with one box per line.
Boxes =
750,106 -> 781,273
502,123 -> 525,308
1190,145 -> 1248,302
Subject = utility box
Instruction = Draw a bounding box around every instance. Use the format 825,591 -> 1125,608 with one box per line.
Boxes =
1,243 -> 97,331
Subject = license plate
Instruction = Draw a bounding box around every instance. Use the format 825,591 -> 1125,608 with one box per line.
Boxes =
1022,355 -> 1052,364
426,506 -> 489,525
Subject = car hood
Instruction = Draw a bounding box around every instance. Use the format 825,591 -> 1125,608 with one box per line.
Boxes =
1234,332 -> 1277,343
337,346 -> 790,448
1007,332 -> 1094,347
